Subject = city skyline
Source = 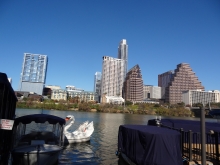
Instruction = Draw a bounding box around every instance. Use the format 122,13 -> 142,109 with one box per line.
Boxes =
0,1 -> 219,91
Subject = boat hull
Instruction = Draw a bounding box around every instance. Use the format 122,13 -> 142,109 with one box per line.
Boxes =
64,136 -> 90,143
12,144 -> 62,165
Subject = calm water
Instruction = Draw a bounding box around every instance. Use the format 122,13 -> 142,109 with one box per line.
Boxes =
15,108 -> 218,165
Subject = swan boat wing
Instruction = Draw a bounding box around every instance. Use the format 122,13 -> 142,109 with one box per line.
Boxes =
64,115 -> 94,143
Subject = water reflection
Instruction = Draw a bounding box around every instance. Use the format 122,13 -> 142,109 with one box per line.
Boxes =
60,142 -> 99,165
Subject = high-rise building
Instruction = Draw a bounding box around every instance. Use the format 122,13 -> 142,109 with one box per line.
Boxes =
101,56 -> 125,100
158,71 -> 174,99
158,70 -> 174,87
165,63 -> 204,104
118,39 -> 128,80
123,65 -> 143,101
100,39 -> 128,103
94,72 -> 102,103
19,53 -> 48,95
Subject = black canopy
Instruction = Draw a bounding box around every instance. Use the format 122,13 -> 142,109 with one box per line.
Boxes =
14,114 -> 66,126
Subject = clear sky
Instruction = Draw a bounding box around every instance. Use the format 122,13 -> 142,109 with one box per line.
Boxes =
0,0 -> 219,91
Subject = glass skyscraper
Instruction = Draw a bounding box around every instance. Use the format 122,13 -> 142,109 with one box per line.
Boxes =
94,72 -> 102,103
118,39 -> 128,80
19,53 -> 48,95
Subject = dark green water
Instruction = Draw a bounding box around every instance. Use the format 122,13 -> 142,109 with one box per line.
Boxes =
15,108 -> 218,165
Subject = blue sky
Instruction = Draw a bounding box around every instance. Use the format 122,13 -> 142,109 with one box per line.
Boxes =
0,0 -> 219,91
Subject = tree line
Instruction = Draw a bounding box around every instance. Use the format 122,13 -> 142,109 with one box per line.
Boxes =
16,98 -> 220,117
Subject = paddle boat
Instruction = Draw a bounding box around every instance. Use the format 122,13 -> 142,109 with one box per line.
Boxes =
64,115 -> 94,143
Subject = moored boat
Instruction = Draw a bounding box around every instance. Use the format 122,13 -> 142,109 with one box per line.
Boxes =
116,125 -> 182,165
11,114 -> 66,165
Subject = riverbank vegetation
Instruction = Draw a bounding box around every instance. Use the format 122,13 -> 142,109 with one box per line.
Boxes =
16,98 -> 220,117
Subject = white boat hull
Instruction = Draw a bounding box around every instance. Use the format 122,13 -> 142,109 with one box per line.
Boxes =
12,144 -> 62,165
64,136 -> 91,143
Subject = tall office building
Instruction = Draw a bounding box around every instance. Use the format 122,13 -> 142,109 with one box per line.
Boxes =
94,72 -> 102,102
19,53 -> 48,95
165,63 -> 204,104
158,70 -> 174,87
118,39 -> 128,80
101,56 -> 125,101
158,70 -> 174,99
123,65 -> 143,101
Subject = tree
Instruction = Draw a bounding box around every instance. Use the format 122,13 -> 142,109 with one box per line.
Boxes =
125,100 -> 132,106
192,103 -> 203,108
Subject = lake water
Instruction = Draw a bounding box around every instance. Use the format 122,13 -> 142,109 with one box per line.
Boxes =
15,108 -> 218,165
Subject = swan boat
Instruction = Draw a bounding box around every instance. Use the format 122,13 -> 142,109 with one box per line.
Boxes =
64,115 -> 94,143
11,114 -> 66,165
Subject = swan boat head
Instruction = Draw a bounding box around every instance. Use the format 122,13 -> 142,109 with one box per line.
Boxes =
65,115 -> 75,123
64,115 -> 75,133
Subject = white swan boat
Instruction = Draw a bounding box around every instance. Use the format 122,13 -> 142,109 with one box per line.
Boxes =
64,115 -> 94,143
11,114 -> 66,165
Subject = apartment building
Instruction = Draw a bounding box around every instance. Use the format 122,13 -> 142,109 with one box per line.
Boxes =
67,91 -> 95,102
101,56 -> 125,100
182,90 -> 220,106
165,63 -> 204,104
123,65 -> 143,101
51,89 -> 67,101
51,88 -> 94,102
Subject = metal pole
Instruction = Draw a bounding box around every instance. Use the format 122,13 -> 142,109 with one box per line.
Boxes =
200,105 -> 206,165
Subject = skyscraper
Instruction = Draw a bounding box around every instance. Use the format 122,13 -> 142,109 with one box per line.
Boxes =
165,63 -> 204,104
19,53 -> 48,95
100,39 -> 128,103
101,56 -> 125,100
158,70 -> 174,99
123,65 -> 143,101
158,70 -> 174,88
94,72 -> 102,103
118,39 -> 128,80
